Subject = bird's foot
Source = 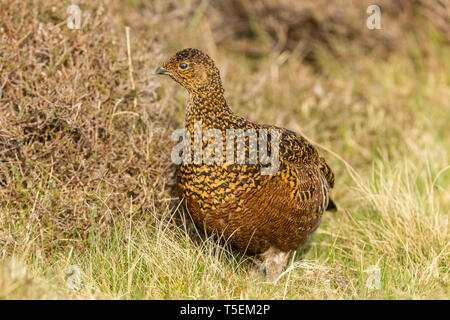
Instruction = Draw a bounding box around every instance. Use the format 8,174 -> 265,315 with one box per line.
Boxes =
259,247 -> 290,283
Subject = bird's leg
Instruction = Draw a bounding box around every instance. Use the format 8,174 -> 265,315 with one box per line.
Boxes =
259,247 -> 290,282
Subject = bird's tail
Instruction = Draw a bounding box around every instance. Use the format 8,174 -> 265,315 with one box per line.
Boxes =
326,198 -> 338,212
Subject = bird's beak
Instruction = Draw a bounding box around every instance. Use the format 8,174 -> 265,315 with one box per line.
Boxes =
155,66 -> 170,75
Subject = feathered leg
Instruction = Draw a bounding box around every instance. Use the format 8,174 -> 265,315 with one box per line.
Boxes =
259,247 -> 290,282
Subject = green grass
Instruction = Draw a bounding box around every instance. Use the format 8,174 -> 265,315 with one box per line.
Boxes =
0,0 -> 448,299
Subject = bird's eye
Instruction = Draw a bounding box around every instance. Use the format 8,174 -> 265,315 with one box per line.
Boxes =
179,63 -> 188,70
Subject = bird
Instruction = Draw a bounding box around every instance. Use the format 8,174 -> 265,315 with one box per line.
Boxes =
155,48 -> 336,281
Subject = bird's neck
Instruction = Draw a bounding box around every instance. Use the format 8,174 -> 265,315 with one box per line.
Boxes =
186,89 -> 234,128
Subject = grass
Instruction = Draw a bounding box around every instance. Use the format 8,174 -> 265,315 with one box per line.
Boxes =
0,0 -> 449,299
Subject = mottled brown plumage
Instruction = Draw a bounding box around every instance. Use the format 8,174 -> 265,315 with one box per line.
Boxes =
156,48 -> 336,280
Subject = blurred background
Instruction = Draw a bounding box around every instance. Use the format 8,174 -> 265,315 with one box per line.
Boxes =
0,0 -> 448,299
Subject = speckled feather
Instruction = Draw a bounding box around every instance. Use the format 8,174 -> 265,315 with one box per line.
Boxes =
158,48 -> 335,256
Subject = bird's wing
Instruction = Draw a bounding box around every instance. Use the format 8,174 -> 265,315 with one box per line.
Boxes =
316,155 -> 335,188
263,125 -> 335,188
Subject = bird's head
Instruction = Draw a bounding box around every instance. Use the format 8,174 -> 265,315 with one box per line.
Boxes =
155,48 -> 223,95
